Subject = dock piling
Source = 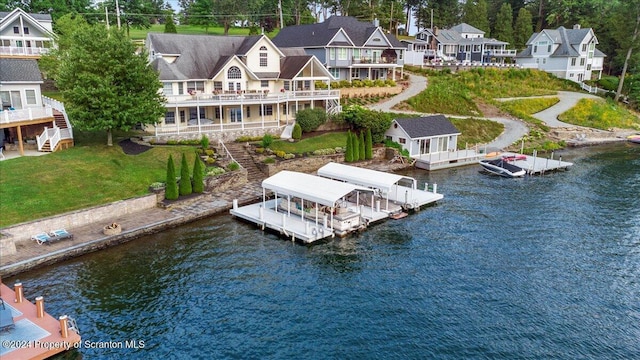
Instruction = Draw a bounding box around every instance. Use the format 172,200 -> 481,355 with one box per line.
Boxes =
14,282 -> 23,303
36,296 -> 44,318
59,315 -> 69,338
233,199 -> 238,210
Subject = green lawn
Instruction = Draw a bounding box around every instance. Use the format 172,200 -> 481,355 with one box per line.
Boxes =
0,130 -> 198,228
269,132 -> 349,153
128,24 -> 280,40
451,118 -> 505,146
497,97 -> 560,132
558,98 -> 640,130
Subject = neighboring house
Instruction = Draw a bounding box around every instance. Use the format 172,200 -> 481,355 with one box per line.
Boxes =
0,58 -> 73,155
385,115 -> 460,157
0,8 -> 55,58
272,16 -> 405,82
146,33 -> 339,137
404,23 -> 516,65
515,25 -> 605,83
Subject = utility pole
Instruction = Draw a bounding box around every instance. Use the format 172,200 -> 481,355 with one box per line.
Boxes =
115,0 -> 121,30
279,0 -> 284,29
105,6 -> 109,30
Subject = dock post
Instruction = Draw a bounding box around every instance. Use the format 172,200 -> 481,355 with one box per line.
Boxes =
232,199 -> 238,210
282,213 -> 286,228
14,282 -> 23,303
259,206 -> 264,221
323,214 -> 328,228
376,200 -> 380,212
424,182 -> 428,191
306,221 -> 310,234
35,296 -> 45,318
432,183 -> 437,194
59,315 -> 69,338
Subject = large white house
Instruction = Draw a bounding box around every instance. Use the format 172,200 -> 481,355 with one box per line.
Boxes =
515,25 -> 605,83
146,33 -> 339,137
0,8 -> 55,57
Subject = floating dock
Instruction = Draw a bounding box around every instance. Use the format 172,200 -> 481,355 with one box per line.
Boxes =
231,166 -> 443,244
0,280 -> 81,360
498,151 -> 573,175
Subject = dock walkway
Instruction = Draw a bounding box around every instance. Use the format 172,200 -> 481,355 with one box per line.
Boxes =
500,151 -> 573,175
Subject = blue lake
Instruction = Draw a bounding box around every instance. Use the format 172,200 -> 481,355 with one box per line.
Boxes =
7,144 -> 640,359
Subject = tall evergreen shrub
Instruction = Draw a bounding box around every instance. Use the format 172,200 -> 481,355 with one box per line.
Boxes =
165,154 -> 178,200
179,153 -> 192,196
192,154 -> 204,193
358,131 -> 365,160
365,128 -> 373,159
345,130 -> 353,162
292,123 -> 302,140
352,132 -> 360,161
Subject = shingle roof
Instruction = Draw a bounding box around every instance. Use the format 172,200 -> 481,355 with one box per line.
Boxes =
451,23 -> 484,35
522,26 -> 605,59
395,115 -> 460,138
273,16 -> 403,49
279,56 -> 313,79
0,9 -> 51,22
0,58 -> 42,82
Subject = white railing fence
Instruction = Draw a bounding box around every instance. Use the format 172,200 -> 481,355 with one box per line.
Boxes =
218,140 -> 245,171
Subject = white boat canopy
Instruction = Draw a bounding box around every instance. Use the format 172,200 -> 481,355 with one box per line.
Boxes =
317,162 -> 417,192
261,170 -> 374,207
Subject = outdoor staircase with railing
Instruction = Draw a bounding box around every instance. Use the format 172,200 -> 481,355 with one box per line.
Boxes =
222,141 -> 267,182
37,97 -> 74,152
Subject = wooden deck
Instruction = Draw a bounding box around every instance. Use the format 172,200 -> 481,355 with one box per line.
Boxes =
0,281 -> 80,360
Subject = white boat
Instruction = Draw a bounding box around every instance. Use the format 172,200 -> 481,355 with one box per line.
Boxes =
479,158 -> 526,178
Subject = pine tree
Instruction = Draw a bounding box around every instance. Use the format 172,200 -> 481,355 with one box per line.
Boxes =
514,8 -> 533,50
345,131 -> 353,162
179,153 -> 192,196
493,3 -> 515,45
192,154 -> 204,194
462,0 -> 490,34
165,155 -> 178,200
164,15 -> 177,33
358,131 -> 365,161
365,128 -> 373,160
352,132 -> 360,161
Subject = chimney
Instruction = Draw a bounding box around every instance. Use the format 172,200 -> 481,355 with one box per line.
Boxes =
373,18 -> 379,27
434,26 -> 439,36
573,24 -> 581,29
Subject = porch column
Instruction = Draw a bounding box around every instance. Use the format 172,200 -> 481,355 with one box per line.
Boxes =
240,97 -> 244,130
219,103 -> 223,131
17,125 -> 24,156
175,104 -> 179,135
261,103 -> 265,128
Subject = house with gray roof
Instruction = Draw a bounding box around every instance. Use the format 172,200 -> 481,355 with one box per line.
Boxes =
272,16 -> 405,82
515,25 -> 605,83
0,8 -> 56,57
404,23 -> 516,65
1,58 -> 74,156
146,33 -> 338,137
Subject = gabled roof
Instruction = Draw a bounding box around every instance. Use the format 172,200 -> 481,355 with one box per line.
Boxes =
0,8 -> 55,38
522,26 -> 605,59
0,58 -> 43,82
451,23 -> 485,35
435,29 -> 463,44
272,16 -> 404,49
394,115 -> 460,138
0,9 -> 52,22
280,55 -> 333,80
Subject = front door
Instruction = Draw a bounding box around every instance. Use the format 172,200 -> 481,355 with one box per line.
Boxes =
421,139 -> 430,155
230,108 -> 242,122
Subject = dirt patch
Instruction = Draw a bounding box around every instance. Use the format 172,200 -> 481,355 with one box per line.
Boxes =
475,99 -> 510,118
119,139 -> 152,155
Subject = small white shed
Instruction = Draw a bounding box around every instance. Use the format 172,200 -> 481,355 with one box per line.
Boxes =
384,115 -> 460,157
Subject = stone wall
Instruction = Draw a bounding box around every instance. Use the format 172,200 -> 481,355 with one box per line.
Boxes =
339,85 -> 403,99
0,194 -> 158,255
204,168 -> 248,192
143,127 -> 284,144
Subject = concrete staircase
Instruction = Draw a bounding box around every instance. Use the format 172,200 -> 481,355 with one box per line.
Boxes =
222,141 -> 266,182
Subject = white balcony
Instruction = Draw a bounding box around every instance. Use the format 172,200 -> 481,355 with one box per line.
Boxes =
0,106 -> 53,125
487,49 -> 517,57
0,46 -> 51,57
164,89 -> 340,106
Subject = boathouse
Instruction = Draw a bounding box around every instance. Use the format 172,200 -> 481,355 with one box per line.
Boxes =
317,162 -> 443,210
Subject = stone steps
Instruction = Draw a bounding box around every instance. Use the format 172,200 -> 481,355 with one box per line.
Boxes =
223,142 -> 265,182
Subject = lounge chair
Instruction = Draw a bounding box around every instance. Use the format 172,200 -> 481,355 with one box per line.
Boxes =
0,298 -> 15,332
32,232 -> 52,245
50,229 -> 73,239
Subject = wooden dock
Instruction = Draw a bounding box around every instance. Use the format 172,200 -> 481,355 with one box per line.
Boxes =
0,281 -> 81,360
499,151 -> 573,175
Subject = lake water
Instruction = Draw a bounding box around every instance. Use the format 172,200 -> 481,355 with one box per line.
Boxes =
7,144 -> 640,359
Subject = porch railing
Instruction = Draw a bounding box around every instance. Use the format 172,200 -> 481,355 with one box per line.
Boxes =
487,49 -> 517,57
0,106 -> 53,124
0,46 -> 51,57
155,120 -> 282,137
218,140 -> 245,171
43,96 -> 74,139
164,90 -> 340,105
37,127 -> 61,151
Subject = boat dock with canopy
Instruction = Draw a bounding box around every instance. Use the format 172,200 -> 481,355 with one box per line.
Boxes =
230,171 -> 386,243
317,162 -> 443,211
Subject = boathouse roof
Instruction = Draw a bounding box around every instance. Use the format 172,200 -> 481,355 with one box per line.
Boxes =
393,115 -> 460,139
262,171 -> 373,207
317,162 -> 416,192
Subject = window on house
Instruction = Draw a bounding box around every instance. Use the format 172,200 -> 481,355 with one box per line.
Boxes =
386,136 -> 392,141
399,50 -> 403,60
165,111 -> 175,124
261,80 -> 269,88
178,83 -> 184,94
227,66 -> 241,79
230,108 -> 242,122
580,58 -> 585,66
399,138 -> 406,144
547,44 -> 551,52
351,68 -> 359,79
582,44 -> 587,52
329,48 -> 336,60
473,45 -> 480,52
259,105 -> 273,116
13,26 -> 19,34
213,81 -> 223,91
338,48 -> 347,60
569,73 -> 574,77
215,108 -> 222,119
187,81 -> 204,93
571,58 -> 577,66
1,40 -> 9,46
542,58 -> 546,64
163,83 -> 173,95
260,46 -> 268,67
284,81 -> 290,90
180,110 -> 186,123
246,106 -> 251,118
24,27 -> 29,34
587,64 -> 591,71
353,49 -> 360,60
25,90 -> 37,105
533,45 -> 538,53
330,68 -> 340,79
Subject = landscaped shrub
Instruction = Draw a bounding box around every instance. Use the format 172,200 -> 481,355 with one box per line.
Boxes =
358,131 -> 365,161
179,153 -> 192,196
206,167 -> 225,176
283,153 -> 295,159
345,130 -> 353,162
205,157 -> 216,165
236,135 -> 264,142
295,108 -> 327,132
261,134 -> 273,148
205,149 -> 215,156
341,105 -> 392,143
255,147 -> 265,154
228,162 -> 240,171
312,148 -> 337,155
275,150 -> 286,158
292,123 -> 302,140
352,132 -> 360,161
200,135 -> 209,150
192,154 -> 204,193
263,157 -> 276,164
165,155 -> 178,200
365,128 -> 373,159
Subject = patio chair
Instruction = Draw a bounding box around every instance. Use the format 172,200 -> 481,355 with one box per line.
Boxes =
0,298 -> 15,332
32,232 -> 52,245
49,229 -> 73,240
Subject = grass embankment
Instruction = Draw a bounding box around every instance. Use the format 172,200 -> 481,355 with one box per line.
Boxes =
558,99 -> 640,130
451,118 -> 505,146
400,66 -> 578,116
128,24 -> 280,40
269,132 -> 348,153
498,97 -> 565,152
0,131 -> 196,227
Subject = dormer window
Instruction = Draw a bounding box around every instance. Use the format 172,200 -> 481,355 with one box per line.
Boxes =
259,46 -> 267,67
228,66 -> 241,79
13,26 -> 19,34
24,27 -> 29,34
